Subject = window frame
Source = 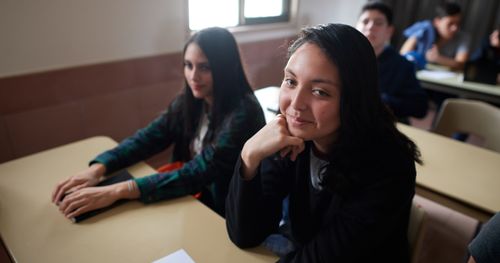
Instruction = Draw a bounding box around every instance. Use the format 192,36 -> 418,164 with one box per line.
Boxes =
241,0 -> 291,26
187,0 -> 293,31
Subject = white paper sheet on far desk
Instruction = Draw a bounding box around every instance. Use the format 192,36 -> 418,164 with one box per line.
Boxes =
418,70 -> 459,80
153,249 -> 196,263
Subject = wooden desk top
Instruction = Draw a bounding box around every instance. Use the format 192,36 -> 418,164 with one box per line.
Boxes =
0,136 -> 276,263
398,124 -> 500,214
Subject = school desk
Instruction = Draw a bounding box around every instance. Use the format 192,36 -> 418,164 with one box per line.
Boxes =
399,124 -> 500,222
417,69 -> 500,104
0,136 -> 277,262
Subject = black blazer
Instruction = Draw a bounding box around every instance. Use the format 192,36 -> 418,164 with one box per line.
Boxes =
226,142 -> 416,263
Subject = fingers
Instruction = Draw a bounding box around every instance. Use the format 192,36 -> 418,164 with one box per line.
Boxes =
51,181 -> 63,203
52,179 -> 74,205
66,203 -> 92,220
289,142 -> 306,161
58,191 -> 78,213
59,190 -> 96,219
279,136 -> 305,161
62,196 -> 88,217
280,146 -> 292,158
274,114 -> 286,125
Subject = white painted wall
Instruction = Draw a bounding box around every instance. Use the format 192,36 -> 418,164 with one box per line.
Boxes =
0,0 -> 364,78
297,0 -> 366,28
0,0 -> 187,77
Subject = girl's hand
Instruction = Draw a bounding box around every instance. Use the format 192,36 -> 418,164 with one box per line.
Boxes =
51,163 -> 106,205
240,114 -> 305,179
58,182 -> 131,220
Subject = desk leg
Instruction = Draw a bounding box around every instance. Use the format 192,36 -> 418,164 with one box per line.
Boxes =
416,186 -> 493,223
0,237 -> 13,263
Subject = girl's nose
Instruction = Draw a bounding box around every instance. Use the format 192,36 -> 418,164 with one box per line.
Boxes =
290,87 -> 307,111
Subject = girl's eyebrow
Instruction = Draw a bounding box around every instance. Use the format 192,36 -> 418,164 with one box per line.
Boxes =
311,78 -> 338,86
285,68 -> 297,77
286,68 -> 339,86
184,60 -> 210,66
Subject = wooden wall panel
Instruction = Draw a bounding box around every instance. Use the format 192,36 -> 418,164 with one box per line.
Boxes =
81,89 -> 142,142
0,117 -> 14,163
0,36 -> 293,164
4,102 -> 84,157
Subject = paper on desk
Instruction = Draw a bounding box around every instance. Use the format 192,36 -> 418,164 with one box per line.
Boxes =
418,70 -> 459,80
153,249 -> 196,263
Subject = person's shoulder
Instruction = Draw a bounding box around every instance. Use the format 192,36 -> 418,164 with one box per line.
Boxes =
169,93 -> 185,109
226,92 -> 266,123
369,134 -> 416,171
159,93 -> 184,116
381,46 -> 416,70
237,92 -> 265,113
404,20 -> 433,36
453,31 -> 471,44
242,92 -> 260,105
455,31 -> 470,38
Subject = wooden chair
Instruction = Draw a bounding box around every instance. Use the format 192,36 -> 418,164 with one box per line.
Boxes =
411,195 -> 480,263
433,98 -> 500,153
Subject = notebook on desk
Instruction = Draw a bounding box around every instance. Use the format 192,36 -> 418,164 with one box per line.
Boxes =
464,60 -> 498,85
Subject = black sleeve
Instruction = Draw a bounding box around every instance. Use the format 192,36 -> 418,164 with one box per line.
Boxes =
225,156 -> 290,248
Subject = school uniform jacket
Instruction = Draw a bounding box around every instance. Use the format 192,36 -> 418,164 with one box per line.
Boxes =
226,141 -> 416,262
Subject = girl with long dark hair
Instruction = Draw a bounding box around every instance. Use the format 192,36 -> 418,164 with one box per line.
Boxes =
226,23 -> 421,262
52,27 -> 265,217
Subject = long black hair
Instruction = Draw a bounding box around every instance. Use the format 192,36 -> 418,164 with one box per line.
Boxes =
179,27 -> 252,156
287,24 -> 422,191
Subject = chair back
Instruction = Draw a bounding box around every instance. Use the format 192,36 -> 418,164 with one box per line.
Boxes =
433,98 -> 500,152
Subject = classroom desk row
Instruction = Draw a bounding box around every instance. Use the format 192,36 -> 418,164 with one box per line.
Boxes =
1,125 -> 500,262
417,69 -> 500,104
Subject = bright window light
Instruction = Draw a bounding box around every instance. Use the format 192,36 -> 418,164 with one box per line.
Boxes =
244,0 -> 283,18
189,0 -> 239,30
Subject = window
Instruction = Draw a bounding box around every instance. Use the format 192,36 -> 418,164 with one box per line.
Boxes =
188,0 -> 291,31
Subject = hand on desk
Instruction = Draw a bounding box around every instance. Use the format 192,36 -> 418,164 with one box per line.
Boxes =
52,163 -> 141,219
57,182 -> 138,219
51,163 -> 105,205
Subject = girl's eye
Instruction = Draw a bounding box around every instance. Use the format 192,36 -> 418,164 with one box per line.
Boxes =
184,62 -> 193,69
312,89 -> 329,97
284,79 -> 296,87
200,64 -> 211,71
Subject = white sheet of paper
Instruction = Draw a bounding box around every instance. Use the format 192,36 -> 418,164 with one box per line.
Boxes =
153,249 -> 196,263
418,70 -> 459,80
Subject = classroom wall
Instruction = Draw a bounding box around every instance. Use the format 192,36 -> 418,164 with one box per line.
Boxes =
0,0 -> 187,78
0,0 -> 364,165
298,0 -> 365,27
